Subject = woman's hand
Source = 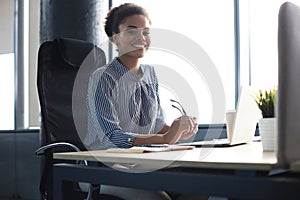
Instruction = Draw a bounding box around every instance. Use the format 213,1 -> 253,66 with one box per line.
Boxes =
163,115 -> 198,144
180,116 -> 198,140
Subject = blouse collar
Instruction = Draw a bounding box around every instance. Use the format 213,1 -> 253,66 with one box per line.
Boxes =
111,58 -> 144,82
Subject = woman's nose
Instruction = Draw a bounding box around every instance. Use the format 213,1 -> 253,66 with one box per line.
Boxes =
137,31 -> 146,40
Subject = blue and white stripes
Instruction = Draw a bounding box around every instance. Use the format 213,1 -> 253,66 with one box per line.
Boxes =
84,58 -> 165,150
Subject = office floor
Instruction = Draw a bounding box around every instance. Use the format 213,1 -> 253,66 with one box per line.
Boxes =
0,131 -> 40,200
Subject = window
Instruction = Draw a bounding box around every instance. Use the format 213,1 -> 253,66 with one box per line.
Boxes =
5,1 -> 296,130
247,0 -> 282,89
247,0 -> 300,89
0,0 -> 15,130
0,53 -> 14,129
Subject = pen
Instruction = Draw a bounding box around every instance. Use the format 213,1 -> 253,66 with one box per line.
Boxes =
142,144 -> 169,148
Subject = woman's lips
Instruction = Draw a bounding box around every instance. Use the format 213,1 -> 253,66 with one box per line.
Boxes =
132,44 -> 147,48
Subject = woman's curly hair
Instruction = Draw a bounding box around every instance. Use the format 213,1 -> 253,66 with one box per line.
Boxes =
104,3 -> 151,38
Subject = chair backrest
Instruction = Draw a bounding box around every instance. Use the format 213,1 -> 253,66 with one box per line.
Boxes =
278,2 -> 300,167
37,38 -> 106,150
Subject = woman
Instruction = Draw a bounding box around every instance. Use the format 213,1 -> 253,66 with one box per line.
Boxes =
84,3 -> 200,199
85,3 -> 197,151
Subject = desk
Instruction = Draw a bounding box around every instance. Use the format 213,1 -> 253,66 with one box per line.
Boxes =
53,142 -> 300,199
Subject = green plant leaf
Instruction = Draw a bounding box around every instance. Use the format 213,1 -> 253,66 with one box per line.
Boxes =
255,87 -> 277,118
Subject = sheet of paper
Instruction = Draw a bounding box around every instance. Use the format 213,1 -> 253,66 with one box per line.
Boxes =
106,144 -> 195,153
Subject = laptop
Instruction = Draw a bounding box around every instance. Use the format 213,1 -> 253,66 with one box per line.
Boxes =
179,87 -> 262,147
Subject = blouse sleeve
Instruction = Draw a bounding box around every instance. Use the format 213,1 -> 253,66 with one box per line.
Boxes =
86,70 -> 135,149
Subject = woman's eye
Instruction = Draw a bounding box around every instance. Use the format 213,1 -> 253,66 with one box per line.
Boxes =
124,29 -> 150,37
143,31 -> 150,36
126,29 -> 138,35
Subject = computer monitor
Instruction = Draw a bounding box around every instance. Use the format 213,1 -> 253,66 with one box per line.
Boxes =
278,2 -> 300,168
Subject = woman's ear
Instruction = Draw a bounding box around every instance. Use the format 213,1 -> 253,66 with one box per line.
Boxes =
111,32 -> 119,45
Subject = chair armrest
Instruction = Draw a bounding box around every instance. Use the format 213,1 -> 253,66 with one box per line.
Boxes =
35,142 -> 81,156
36,142 -> 88,166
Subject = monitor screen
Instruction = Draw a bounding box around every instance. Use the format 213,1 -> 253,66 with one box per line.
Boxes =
278,2 -> 300,168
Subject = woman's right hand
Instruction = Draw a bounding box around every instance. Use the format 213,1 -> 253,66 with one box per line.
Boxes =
163,115 -> 198,144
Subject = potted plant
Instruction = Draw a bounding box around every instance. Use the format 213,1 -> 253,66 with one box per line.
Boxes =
255,88 -> 277,151
255,88 -> 276,118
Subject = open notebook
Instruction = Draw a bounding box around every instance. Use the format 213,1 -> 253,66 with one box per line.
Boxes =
179,87 -> 262,147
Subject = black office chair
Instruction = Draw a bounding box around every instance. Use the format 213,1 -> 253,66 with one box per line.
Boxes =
35,38 -> 122,200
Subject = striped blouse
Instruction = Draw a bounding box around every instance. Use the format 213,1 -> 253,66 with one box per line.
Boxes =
84,58 -> 165,150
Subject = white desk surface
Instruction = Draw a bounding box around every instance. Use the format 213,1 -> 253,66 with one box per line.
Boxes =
54,142 -> 278,171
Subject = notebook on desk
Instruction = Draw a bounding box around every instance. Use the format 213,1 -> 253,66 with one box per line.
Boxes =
179,87 -> 262,147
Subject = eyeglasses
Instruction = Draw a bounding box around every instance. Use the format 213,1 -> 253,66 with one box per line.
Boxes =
170,99 -> 187,115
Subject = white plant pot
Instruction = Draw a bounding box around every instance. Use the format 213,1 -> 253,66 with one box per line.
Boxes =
259,118 -> 277,151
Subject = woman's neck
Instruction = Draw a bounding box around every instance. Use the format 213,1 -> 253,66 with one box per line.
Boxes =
117,55 -> 140,73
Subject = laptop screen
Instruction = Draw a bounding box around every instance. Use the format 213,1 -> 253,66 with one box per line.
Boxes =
230,87 -> 261,145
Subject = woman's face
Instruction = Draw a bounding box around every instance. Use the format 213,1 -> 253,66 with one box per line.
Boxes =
113,14 -> 151,58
